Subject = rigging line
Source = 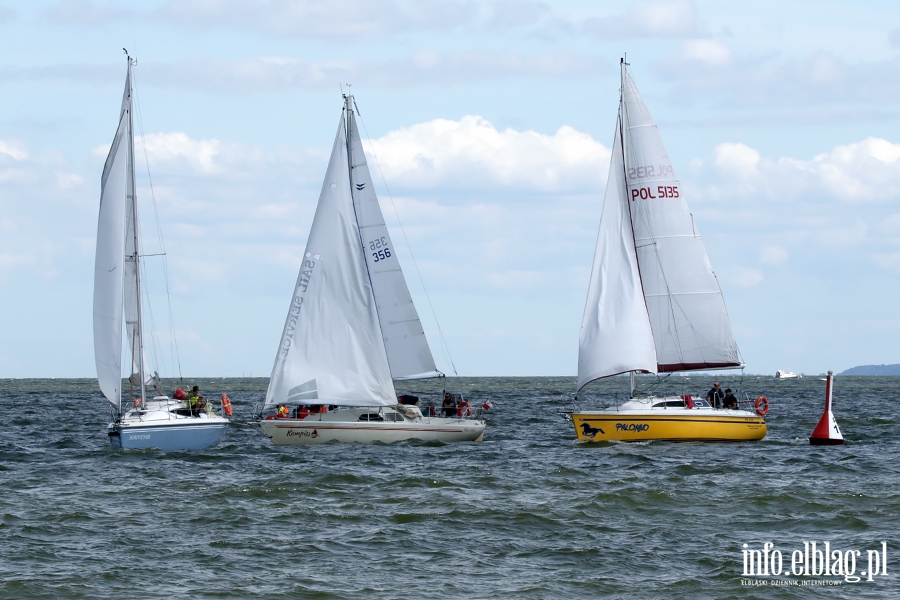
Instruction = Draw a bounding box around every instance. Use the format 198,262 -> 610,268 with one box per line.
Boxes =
132,69 -> 183,381
356,112 -> 458,377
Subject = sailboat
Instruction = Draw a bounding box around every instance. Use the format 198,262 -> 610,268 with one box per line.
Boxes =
93,54 -> 229,450
253,94 -> 485,445
570,59 -> 767,442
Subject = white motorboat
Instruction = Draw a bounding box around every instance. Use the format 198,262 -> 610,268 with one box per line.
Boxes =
775,370 -> 799,379
570,59 -> 766,442
93,53 -> 229,450
253,94 -> 485,445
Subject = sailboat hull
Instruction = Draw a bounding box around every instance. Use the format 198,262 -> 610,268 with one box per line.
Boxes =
108,404 -> 229,450
571,408 -> 766,443
255,408 -> 485,445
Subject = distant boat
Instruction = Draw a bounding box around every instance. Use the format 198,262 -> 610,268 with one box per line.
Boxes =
252,93 -> 485,445
93,54 -> 229,450
568,59 -> 767,443
775,370 -> 800,379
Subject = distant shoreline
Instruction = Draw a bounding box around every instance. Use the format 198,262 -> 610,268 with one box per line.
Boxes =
839,364 -> 900,376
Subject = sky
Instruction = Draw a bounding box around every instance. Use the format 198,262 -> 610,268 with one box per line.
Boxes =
2,0 -> 900,379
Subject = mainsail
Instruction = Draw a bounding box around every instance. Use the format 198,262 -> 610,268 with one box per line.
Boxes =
346,105 -> 440,380
578,61 -> 741,392
266,95 -> 439,408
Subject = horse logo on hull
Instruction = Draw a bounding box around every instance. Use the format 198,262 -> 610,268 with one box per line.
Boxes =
580,423 -> 605,438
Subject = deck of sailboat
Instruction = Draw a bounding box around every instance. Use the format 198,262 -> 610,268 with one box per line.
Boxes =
255,406 -> 485,445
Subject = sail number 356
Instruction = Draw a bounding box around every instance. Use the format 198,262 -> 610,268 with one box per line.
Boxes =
369,237 -> 392,262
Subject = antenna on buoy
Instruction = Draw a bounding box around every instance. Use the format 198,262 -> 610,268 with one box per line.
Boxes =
809,370 -> 844,445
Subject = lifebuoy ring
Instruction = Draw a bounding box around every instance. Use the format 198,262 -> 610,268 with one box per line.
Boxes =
755,396 -> 769,416
457,401 -> 471,418
133,397 -> 142,408
221,393 -> 233,417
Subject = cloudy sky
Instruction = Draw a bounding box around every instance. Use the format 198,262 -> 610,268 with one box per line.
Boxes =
2,0 -> 900,379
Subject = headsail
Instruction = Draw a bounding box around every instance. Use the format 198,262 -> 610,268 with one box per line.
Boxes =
345,102 -> 441,380
578,61 -> 741,389
93,61 -> 134,408
264,106 -> 396,409
577,114 -> 657,391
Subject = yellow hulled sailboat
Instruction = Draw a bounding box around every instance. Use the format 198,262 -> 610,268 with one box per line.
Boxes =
570,59 -> 766,443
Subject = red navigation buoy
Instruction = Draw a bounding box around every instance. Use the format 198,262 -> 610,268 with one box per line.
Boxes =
809,370 -> 844,445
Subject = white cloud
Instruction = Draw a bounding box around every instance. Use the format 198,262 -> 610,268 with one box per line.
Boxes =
759,246 -> 790,266
137,132 -> 225,175
44,0 -> 133,24
56,172 -> 83,190
873,253 -> 900,270
582,0 -> 701,39
153,0 -> 474,37
678,39 -> 733,67
0,139 -> 28,160
758,245 -> 788,266
366,116 -> 610,192
730,266 -> 763,288
700,137 -> 900,204
0,51 -> 601,92
713,142 -> 759,179
0,251 -> 37,270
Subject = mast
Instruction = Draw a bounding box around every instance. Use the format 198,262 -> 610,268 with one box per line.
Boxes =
621,55 -> 648,397
126,55 -> 146,405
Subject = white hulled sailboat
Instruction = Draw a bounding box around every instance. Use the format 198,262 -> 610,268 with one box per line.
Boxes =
93,54 -> 229,450
570,59 -> 767,442
253,94 -> 485,445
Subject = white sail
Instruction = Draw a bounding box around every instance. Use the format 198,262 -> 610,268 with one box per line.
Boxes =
93,67 -> 133,408
265,107 -> 396,409
345,105 -> 440,380
620,69 -> 741,373
577,116 -> 657,391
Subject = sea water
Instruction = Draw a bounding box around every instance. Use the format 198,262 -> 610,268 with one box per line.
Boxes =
0,376 -> 896,598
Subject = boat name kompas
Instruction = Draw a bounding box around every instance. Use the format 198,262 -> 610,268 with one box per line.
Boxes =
286,428 -> 318,438
281,255 -> 318,357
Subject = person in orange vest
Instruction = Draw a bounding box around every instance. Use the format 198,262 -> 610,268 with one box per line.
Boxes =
276,405 -> 289,419
297,405 -> 310,419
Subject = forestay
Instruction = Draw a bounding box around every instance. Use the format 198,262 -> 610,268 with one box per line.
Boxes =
265,107 -> 397,409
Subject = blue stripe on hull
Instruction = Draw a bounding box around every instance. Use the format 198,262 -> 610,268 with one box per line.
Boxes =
108,423 -> 227,450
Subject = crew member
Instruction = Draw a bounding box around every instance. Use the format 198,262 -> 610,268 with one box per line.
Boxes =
722,388 -> 738,410
706,382 -> 724,409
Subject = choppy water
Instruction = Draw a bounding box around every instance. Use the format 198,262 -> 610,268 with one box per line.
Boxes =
0,376 -> 897,598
